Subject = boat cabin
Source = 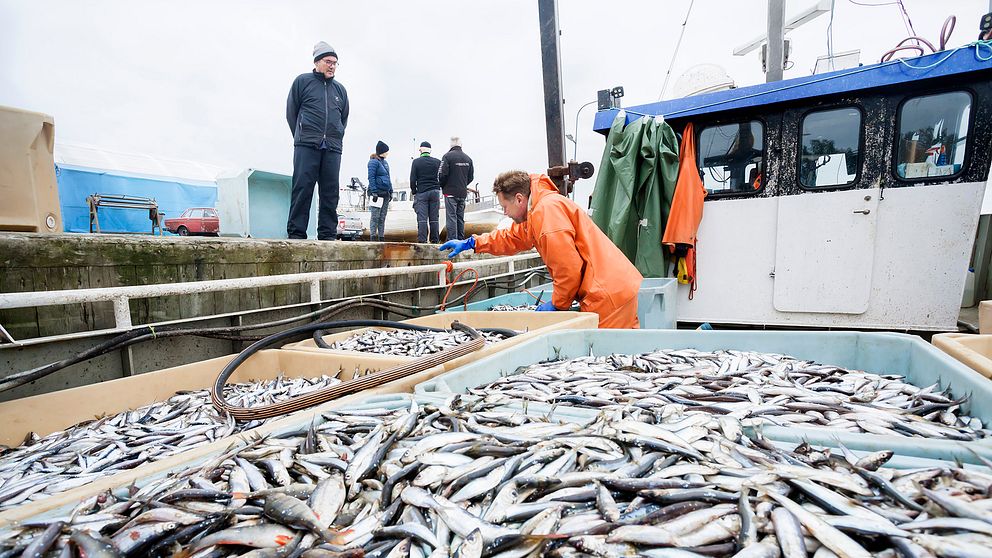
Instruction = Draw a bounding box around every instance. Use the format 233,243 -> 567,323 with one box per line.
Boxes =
594,45 -> 992,330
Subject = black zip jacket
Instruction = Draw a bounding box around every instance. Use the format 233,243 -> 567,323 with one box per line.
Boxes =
439,146 -> 474,198
286,70 -> 349,152
409,154 -> 441,195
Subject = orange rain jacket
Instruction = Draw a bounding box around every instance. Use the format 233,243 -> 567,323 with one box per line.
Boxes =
662,122 -> 707,292
474,174 -> 643,328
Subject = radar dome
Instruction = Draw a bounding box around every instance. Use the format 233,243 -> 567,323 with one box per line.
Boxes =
671,64 -> 736,99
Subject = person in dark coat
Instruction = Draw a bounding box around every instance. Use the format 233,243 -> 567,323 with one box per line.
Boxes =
285,41 -> 350,240
409,141 -> 441,243
367,141 -> 392,241
439,136 -> 474,241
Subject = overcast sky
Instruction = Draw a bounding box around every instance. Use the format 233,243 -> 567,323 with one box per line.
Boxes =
1,0 -> 987,204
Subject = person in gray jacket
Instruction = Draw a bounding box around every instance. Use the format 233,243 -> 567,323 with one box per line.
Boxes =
409,141 -> 441,243
439,136 -> 474,241
285,41 -> 349,240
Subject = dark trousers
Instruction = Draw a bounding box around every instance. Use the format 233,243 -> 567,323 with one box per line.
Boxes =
369,196 -> 390,241
444,195 -> 466,241
414,189 -> 440,243
288,146 -> 341,240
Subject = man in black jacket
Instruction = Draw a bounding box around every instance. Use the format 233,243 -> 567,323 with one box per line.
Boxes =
285,41 -> 350,240
439,136 -> 474,241
409,141 -> 441,243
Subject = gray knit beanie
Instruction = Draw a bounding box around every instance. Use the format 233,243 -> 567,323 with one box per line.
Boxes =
313,41 -> 337,62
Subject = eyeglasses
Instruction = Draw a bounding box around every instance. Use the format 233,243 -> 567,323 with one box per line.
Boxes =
319,59 -> 338,67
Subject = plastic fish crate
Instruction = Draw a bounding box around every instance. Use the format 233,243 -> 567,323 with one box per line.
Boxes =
450,277 -> 679,329
0,392 -> 434,525
415,329 -> 992,463
0,352 -> 452,525
932,333 -> 992,379
0,349 -> 402,448
282,311 -> 598,370
448,291 -> 547,312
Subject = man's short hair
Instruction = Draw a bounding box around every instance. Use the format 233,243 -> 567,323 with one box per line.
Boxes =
493,171 -> 530,198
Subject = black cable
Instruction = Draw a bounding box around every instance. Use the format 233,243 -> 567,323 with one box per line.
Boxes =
213,320 -> 487,398
0,267 -> 547,392
0,299 -> 404,392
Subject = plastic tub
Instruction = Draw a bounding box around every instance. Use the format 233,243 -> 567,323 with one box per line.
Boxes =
452,277 -> 679,328
0,392 -> 436,525
932,333 -> 992,379
0,349 -> 400,447
281,311 -> 598,371
415,329 -> 992,462
447,291 -> 547,311
0,105 -> 62,233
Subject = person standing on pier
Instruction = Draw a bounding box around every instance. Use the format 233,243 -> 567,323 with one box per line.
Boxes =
367,141 -> 392,242
439,136 -> 474,241
285,41 -> 350,240
439,171 -> 642,329
410,141 -> 442,243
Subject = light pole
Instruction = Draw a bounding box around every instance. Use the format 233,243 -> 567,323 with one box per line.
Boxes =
570,100 -> 598,162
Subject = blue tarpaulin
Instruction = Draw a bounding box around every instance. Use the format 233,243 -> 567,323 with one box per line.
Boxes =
56,165 -> 218,234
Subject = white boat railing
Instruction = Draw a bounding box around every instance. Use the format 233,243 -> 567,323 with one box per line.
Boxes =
0,254 -> 544,332
466,195 -> 498,213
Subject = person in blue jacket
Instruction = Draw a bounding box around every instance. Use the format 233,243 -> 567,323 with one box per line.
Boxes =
285,41 -> 349,240
367,141 -> 392,241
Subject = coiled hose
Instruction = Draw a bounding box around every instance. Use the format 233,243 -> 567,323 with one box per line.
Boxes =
311,320 -> 519,349
211,320 -> 486,421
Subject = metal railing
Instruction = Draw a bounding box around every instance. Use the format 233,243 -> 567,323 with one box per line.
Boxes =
0,254 -> 543,335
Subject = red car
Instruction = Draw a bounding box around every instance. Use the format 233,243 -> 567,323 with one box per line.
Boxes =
165,207 -> 220,236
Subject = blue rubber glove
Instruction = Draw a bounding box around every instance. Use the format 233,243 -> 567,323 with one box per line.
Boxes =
536,300 -> 558,312
439,236 -> 475,258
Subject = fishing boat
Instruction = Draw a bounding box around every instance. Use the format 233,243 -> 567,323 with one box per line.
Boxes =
340,178 -> 505,242
594,42 -> 992,332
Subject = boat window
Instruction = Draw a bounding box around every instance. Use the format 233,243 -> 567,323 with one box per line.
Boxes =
697,121 -> 764,195
800,107 -> 861,189
896,91 -> 971,180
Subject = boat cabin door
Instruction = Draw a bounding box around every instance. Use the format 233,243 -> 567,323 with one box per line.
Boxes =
772,189 -> 879,314
772,103 -> 880,314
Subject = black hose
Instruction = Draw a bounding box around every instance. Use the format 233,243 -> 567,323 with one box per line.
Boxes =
311,320 -> 519,349
0,268 -> 544,392
210,320 -> 486,420
0,299 -> 409,392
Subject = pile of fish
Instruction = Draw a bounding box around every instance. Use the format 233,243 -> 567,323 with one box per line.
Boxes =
489,304 -> 538,312
331,329 -> 511,357
3,398 -> 992,557
0,375 -> 343,511
469,348 -> 991,441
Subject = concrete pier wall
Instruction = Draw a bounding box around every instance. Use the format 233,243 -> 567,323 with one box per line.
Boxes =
0,233 -> 489,341
0,233 -> 542,400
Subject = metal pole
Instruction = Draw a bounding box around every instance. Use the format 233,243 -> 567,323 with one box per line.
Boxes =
538,0 -> 567,194
572,100 -> 597,161
766,0 -> 785,83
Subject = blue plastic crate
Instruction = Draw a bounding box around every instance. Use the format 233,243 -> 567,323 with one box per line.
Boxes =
415,329 -> 992,463
444,291 -> 546,312
446,277 -> 679,329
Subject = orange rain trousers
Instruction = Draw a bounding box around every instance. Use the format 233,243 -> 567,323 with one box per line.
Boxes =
474,174 -> 642,329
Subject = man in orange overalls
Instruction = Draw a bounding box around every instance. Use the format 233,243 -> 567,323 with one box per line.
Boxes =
439,171 -> 642,328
